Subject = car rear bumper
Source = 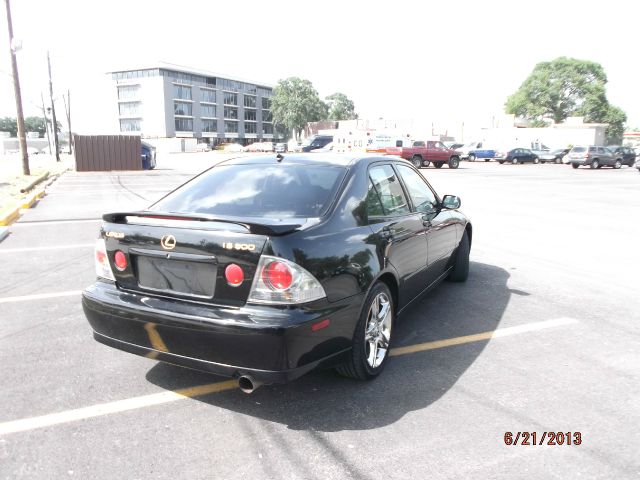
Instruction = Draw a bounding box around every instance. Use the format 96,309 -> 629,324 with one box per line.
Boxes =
82,281 -> 362,384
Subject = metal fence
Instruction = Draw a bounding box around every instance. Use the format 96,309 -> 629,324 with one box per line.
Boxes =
74,135 -> 141,172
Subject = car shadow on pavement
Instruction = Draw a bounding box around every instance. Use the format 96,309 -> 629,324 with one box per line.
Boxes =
146,261 -> 512,432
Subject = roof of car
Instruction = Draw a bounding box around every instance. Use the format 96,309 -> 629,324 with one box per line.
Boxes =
218,154 -> 391,168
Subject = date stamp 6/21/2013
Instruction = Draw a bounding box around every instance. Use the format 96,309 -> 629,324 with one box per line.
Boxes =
504,432 -> 582,446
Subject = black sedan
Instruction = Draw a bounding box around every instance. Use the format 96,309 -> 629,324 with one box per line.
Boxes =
82,154 -> 471,392
497,148 -> 539,165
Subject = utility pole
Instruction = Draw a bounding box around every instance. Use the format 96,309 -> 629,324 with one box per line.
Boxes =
47,51 -> 60,161
40,92 -> 51,154
63,89 -> 72,154
4,0 -> 29,175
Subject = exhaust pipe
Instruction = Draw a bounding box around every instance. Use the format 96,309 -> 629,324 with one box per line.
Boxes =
238,375 -> 263,394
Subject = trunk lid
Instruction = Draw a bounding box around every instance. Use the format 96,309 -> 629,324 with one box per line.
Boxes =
101,211 -> 305,307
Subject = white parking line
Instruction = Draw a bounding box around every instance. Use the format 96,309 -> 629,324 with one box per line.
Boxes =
0,317 -> 579,436
0,290 -> 83,304
0,244 -> 94,254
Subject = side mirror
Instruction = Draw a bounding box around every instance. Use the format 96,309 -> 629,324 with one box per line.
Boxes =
442,195 -> 461,209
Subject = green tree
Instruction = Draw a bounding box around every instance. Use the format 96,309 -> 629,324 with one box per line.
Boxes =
326,92 -> 357,120
0,117 -> 18,137
0,116 -> 56,138
506,57 -> 609,124
271,77 -> 328,141
24,117 -> 47,137
601,105 -> 627,145
505,57 -> 627,144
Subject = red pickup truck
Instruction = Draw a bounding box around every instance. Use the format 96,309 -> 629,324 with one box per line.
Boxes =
386,140 -> 460,169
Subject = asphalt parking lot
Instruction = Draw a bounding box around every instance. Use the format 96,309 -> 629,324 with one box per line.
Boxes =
1,156 -> 638,479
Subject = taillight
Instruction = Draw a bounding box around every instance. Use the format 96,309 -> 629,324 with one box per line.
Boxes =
248,255 -> 326,304
262,261 -> 293,290
114,250 -> 127,271
95,239 -> 115,281
225,263 -> 244,287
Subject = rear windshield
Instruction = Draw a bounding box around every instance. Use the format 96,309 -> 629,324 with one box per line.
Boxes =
571,147 -> 586,153
152,164 -> 346,218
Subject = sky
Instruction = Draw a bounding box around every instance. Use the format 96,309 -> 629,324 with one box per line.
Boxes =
1,0 -> 639,136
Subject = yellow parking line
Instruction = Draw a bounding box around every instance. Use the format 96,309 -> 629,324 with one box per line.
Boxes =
390,317 -> 578,357
0,318 -> 578,436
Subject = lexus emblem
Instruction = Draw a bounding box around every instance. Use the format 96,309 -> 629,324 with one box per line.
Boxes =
160,234 -> 176,250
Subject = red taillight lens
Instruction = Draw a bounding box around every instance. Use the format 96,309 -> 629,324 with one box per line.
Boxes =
225,263 -> 244,287
114,250 -> 127,271
262,261 -> 293,290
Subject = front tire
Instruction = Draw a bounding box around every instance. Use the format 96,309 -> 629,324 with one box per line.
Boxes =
468,154 -> 476,162
411,156 -> 422,168
512,157 -> 519,165
572,163 -> 579,169
434,162 -> 444,169
614,160 -> 622,169
448,231 -> 470,282
336,283 -> 394,380
533,157 -> 539,164
448,156 -> 460,169
498,160 -> 504,164
590,159 -> 599,169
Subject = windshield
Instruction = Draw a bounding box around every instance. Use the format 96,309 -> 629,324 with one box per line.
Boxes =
152,164 -> 346,218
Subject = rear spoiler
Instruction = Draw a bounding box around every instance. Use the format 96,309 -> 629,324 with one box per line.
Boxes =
102,211 -> 307,236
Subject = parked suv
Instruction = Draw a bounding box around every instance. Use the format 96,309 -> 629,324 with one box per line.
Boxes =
567,146 -> 626,169
608,146 -> 636,166
301,135 -> 333,152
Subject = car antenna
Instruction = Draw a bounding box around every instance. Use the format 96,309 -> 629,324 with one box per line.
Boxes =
276,153 -> 284,162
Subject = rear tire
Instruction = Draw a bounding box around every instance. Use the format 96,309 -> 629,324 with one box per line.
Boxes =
411,156 -> 422,168
336,282 -> 394,380
533,157 -> 539,164
447,231 -> 470,282
614,160 -> 622,169
448,156 -> 460,169
498,161 -> 504,164
590,159 -> 599,169
434,162 -> 444,169
555,157 -> 562,164
484,159 -> 490,162
572,163 -> 579,169
512,157 -> 518,165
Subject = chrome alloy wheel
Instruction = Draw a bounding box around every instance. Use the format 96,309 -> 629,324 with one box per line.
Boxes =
364,292 -> 392,368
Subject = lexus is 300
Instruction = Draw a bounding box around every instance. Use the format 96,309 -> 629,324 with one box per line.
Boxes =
82,154 -> 472,392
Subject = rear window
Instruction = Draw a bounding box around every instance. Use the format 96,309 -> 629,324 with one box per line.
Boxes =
152,164 -> 346,218
572,147 -> 586,153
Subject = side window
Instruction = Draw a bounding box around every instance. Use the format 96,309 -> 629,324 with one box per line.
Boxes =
597,147 -> 605,154
365,179 -> 385,218
395,140 -> 403,147
396,164 -> 437,213
589,146 -> 597,153
368,165 -> 410,216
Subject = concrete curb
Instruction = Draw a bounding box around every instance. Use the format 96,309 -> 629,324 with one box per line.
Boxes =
0,205 -> 20,226
20,187 -> 46,209
0,169 -> 64,228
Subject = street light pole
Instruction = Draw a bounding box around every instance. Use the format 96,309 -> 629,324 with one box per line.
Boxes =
4,0 -> 29,175
47,51 -> 60,161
